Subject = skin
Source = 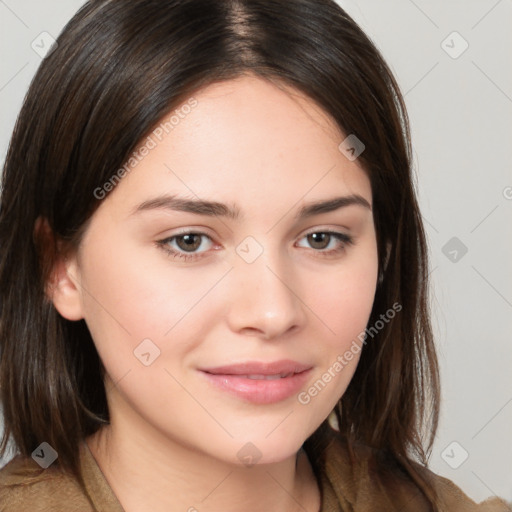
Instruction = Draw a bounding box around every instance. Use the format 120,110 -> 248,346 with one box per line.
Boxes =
51,73 -> 379,512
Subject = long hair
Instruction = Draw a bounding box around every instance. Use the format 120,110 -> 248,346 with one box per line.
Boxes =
0,0 -> 440,507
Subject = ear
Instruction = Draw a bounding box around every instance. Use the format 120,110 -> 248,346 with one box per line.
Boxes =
34,217 -> 84,321
49,251 -> 84,321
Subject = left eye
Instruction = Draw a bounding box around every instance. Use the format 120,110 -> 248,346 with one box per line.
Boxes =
296,231 -> 353,252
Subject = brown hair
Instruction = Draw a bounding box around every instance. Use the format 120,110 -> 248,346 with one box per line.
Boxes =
0,0 -> 440,507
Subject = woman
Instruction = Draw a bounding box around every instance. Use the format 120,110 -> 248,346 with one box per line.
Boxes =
0,0 -> 509,510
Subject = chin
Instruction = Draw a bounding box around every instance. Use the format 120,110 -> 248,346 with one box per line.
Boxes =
221,434 -> 306,468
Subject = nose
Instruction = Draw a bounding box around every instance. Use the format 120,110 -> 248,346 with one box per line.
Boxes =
225,249 -> 307,340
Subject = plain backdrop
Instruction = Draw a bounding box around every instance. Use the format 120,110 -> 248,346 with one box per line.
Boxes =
0,0 -> 511,503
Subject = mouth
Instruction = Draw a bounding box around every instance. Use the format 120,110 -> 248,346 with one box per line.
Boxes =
199,360 -> 312,404
230,373 -> 296,380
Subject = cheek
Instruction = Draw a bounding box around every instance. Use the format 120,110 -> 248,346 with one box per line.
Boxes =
314,274 -> 376,332
295,262 -> 377,422
302,240 -> 378,396
311,245 -> 378,346
77,238 -> 230,370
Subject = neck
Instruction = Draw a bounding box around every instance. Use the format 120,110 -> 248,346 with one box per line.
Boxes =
86,409 -> 321,512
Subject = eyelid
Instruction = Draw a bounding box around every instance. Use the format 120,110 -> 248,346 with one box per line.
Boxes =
163,226 -> 216,238
300,225 -> 351,235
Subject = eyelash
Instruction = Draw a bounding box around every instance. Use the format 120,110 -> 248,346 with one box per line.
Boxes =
156,229 -> 354,262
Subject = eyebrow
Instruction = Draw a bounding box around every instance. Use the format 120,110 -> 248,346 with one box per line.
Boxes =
132,195 -> 241,220
131,193 -> 371,220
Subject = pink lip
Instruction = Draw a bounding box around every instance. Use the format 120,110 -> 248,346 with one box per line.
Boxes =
199,359 -> 313,405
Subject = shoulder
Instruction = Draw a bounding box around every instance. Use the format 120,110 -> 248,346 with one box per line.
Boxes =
0,453 -> 94,512
420,466 -> 512,512
321,434 -> 511,511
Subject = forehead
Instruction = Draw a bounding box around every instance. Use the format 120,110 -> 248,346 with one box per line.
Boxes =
98,74 -> 372,216
180,74 -> 345,156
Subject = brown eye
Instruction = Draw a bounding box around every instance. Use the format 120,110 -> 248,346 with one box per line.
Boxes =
307,233 -> 331,250
175,234 -> 203,252
296,230 -> 354,257
157,232 -> 214,260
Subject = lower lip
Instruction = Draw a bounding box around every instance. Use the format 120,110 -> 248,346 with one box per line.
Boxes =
200,369 -> 312,405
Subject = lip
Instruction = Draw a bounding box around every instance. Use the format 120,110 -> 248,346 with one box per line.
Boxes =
199,359 -> 313,405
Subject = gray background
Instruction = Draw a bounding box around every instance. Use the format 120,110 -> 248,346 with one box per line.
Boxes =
0,0 -> 511,502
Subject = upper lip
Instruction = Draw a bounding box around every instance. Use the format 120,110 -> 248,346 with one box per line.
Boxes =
200,359 -> 312,376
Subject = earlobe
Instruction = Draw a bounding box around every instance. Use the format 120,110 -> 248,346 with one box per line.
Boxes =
34,216 -> 84,321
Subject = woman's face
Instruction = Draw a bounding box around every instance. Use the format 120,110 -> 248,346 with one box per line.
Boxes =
61,74 -> 378,465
